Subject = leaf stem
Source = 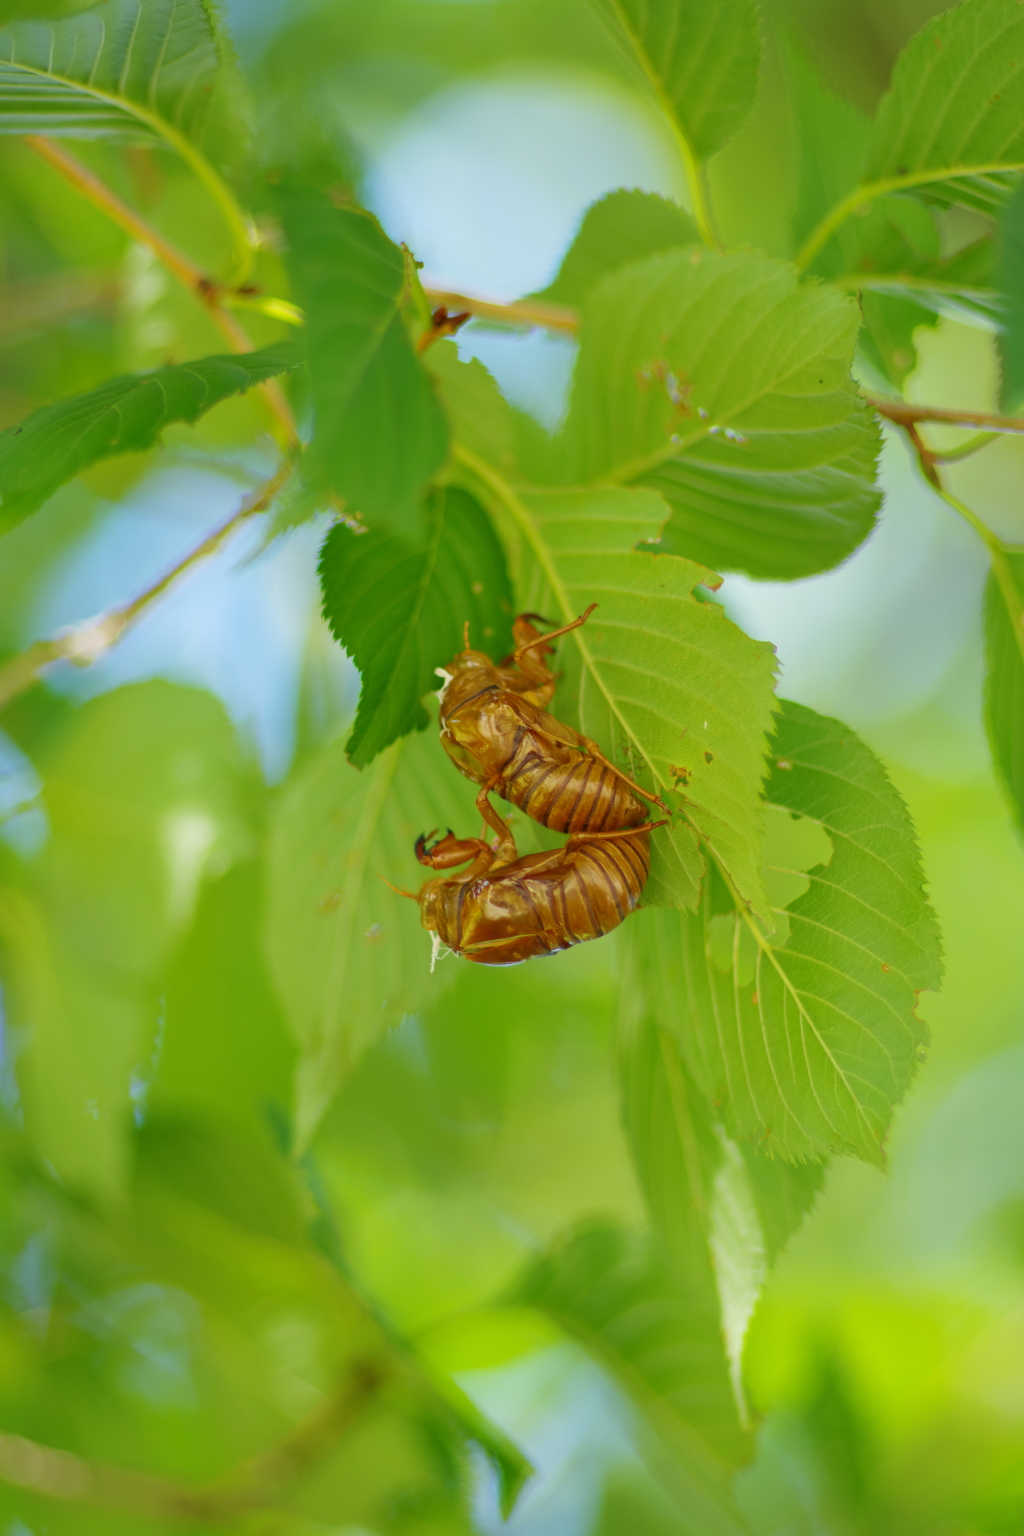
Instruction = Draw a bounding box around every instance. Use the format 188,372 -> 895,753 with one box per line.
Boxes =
23,137 -> 299,450
933,486 -> 1024,670
794,162 -> 1024,272
931,431 -> 1001,464
0,460 -> 294,715
602,0 -> 719,247
832,270 -> 996,305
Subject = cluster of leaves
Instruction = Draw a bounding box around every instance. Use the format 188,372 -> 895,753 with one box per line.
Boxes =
0,0 -> 1023,1530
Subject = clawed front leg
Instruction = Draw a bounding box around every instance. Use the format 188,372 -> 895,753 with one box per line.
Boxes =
416,829 -> 496,879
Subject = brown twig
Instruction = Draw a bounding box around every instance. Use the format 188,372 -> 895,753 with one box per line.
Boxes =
0,1358 -> 386,1521
867,395 -> 1024,437
888,414 -> 1024,677
904,422 -> 941,486
423,287 -> 579,333
24,136 -> 299,450
0,460 -> 294,714
416,304 -> 471,354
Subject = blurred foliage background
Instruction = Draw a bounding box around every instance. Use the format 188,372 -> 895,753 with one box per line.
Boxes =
1,0 -> 1024,1532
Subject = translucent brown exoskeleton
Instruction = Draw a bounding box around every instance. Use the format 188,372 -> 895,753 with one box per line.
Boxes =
410,821 -> 664,966
436,605 -> 666,861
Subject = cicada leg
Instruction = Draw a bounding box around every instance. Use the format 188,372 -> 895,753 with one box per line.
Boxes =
511,602 -> 598,668
475,773 -> 518,864
415,829 -> 496,878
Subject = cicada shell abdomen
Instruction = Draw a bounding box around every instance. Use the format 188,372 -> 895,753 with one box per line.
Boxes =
416,827 -> 652,967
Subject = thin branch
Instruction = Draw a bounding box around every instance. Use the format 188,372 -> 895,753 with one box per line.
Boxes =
25,137 -> 300,450
424,286 -> 579,333
25,135 -> 207,294
0,1358 -> 385,1521
889,417 -> 1024,676
0,460 -> 294,714
867,396 -> 1024,437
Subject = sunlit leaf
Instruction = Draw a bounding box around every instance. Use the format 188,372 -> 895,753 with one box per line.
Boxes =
151,865 -> 297,1140
589,0 -> 760,163
0,886 -> 144,1207
984,550 -> 1024,829
867,0 -> 1024,215
785,38 -> 871,274
534,188 -> 697,305
998,179 -> 1024,410
278,181 -> 448,535
514,1220 -> 748,1536
319,484 -> 514,768
619,990 -> 822,1415
130,1118 -> 523,1530
0,683 -> 250,1202
425,340 -> 517,474
507,487 -> 778,921
264,726 -> 482,1148
0,0 -> 227,142
0,339 -> 301,532
560,248 -> 881,579
630,700 -> 942,1166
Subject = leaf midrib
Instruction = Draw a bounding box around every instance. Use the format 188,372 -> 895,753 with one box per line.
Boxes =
318,743 -> 402,1061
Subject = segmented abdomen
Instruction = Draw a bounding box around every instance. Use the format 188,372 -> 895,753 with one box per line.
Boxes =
435,831 -> 650,965
504,743 -> 646,834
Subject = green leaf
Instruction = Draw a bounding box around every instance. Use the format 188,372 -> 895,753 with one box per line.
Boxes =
984,550 -> 1024,828
0,0 -> 226,143
319,484 -> 514,768
0,339 -> 301,532
513,1221 -> 748,1536
533,189 -> 698,306
589,0 -> 761,163
425,340 -> 517,474
853,233 -> 997,386
785,38 -> 1001,336
35,680 -> 250,982
561,248 -> 882,580
0,887 -> 144,1207
507,487 -> 778,922
150,864 -> 298,1140
278,182 -> 448,535
998,179 -> 1024,410
264,726 -> 484,1149
0,682 -> 249,1202
128,1118 -> 525,1531
784,40 -> 999,374
630,700 -> 943,1167
867,0 -> 1024,215
785,38 -> 871,274
618,997 -> 822,1417
859,289 -> 940,391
